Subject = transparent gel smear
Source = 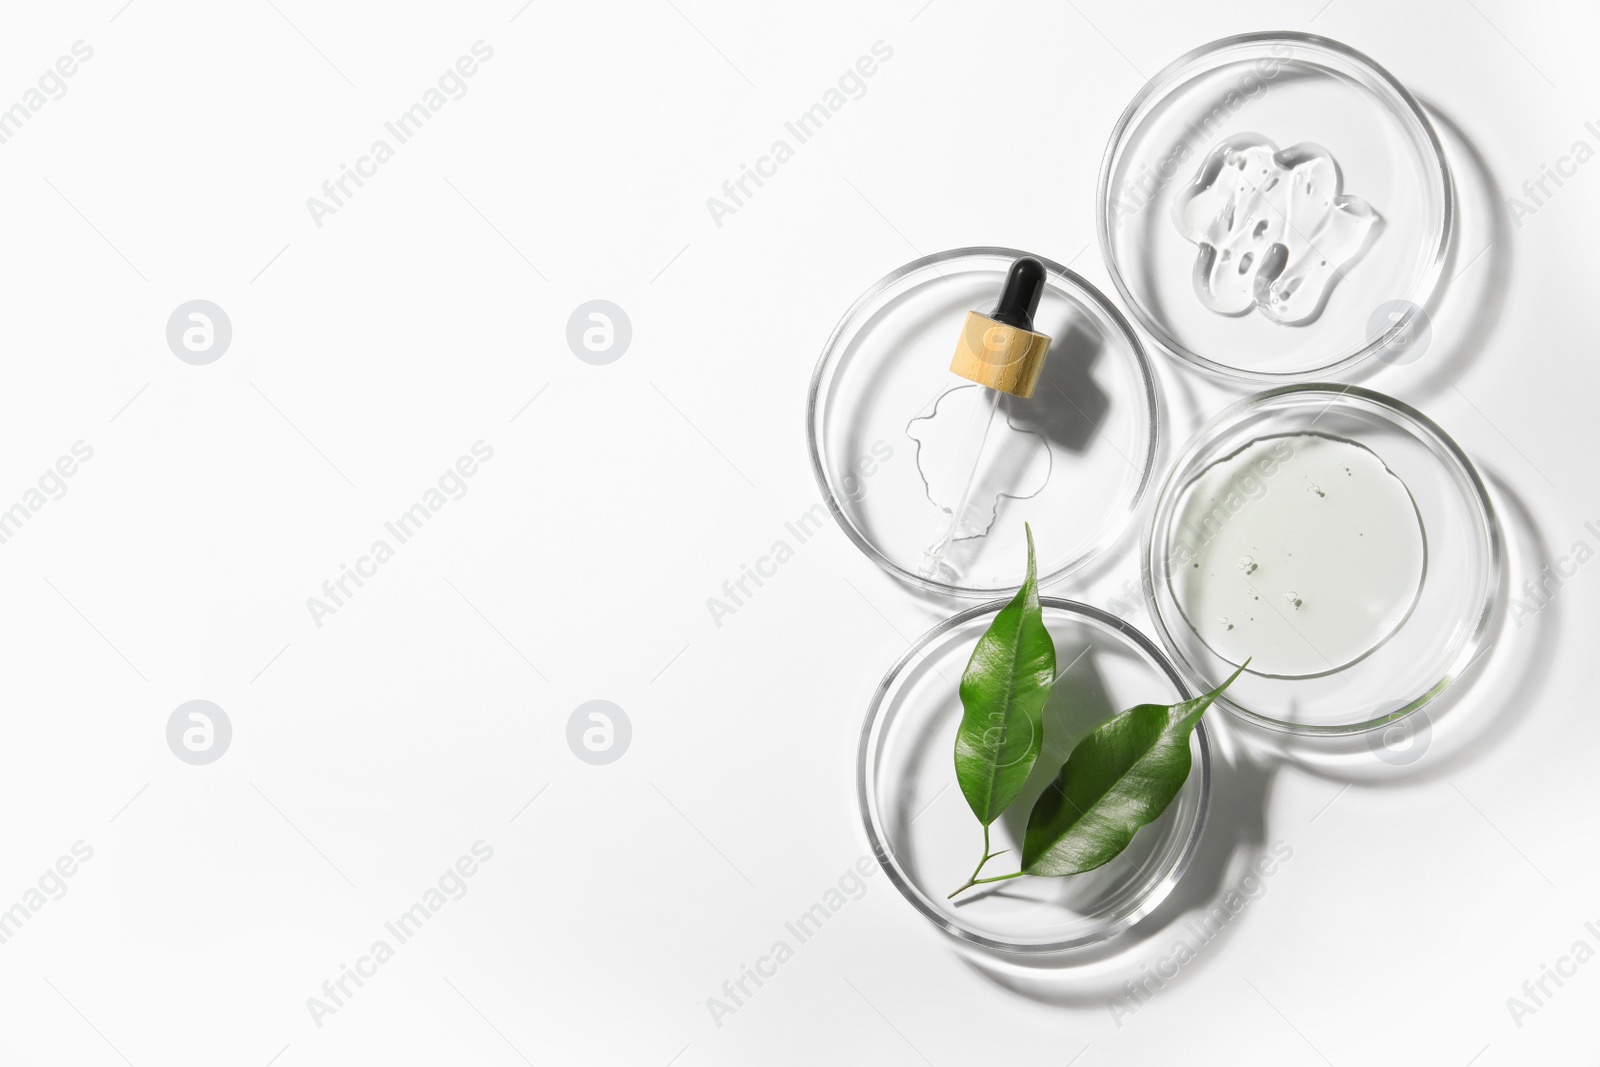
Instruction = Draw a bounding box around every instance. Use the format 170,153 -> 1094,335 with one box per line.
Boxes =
907,384 -> 1049,546
1173,135 -> 1379,326
1166,433 -> 1425,678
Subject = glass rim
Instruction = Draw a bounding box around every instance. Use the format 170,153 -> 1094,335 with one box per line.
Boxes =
856,595 -> 1213,953
807,246 -> 1162,598
1095,30 -> 1455,384
1141,382 -> 1502,735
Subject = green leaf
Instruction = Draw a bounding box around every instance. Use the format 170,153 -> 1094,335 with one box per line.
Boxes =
1021,664 -> 1246,877
953,525 -> 1056,828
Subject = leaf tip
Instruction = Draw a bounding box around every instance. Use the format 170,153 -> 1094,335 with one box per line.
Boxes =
1198,659 -> 1250,709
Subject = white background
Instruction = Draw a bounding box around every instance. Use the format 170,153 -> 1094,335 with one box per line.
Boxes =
0,0 -> 1596,1064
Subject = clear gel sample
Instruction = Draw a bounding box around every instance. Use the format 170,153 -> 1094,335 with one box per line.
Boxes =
907,385 -> 1049,546
1172,135 -> 1379,326
1166,433 -> 1425,678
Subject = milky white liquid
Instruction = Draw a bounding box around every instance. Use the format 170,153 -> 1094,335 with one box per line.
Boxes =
1167,433 -> 1425,678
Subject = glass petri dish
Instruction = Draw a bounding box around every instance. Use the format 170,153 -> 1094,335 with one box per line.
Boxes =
1143,385 -> 1499,734
1098,32 -> 1452,381
857,598 -> 1210,952
808,248 -> 1159,598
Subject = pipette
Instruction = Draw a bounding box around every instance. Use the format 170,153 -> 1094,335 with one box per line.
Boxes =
917,257 -> 1053,580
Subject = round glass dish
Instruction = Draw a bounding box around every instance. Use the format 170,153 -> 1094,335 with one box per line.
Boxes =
858,597 -> 1210,952
1098,32 -> 1452,381
1143,385 -> 1499,734
808,248 -> 1159,598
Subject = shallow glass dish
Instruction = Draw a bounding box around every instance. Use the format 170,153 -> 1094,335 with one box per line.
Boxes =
808,248 -> 1159,598
1144,385 -> 1498,734
857,598 -> 1210,952
1098,32 -> 1452,381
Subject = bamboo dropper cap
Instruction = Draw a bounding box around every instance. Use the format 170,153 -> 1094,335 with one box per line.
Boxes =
948,256 -> 1052,398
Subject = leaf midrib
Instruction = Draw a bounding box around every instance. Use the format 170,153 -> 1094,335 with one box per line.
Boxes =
977,605 -> 1028,824
1059,726 -> 1175,830
1026,705 -> 1199,870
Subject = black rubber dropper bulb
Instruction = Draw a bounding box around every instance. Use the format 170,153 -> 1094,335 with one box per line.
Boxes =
988,256 -> 1046,331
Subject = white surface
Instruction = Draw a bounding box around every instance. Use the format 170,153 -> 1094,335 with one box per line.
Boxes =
0,1 -> 1596,1064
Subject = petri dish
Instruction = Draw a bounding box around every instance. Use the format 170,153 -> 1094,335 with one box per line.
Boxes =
1143,385 -> 1499,734
1098,32 -> 1452,381
808,248 -> 1159,598
858,598 -> 1210,952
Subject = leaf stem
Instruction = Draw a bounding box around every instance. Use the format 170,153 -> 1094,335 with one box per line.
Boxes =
948,826 -> 1024,899
973,871 -> 1025,886
947,870 -> 1024,899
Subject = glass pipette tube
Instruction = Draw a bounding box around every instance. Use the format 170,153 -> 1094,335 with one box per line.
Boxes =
918,385 -> 1003,579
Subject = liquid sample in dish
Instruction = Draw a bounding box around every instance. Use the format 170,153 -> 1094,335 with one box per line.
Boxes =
1172,135 -> 1379,326
1166,433 -> 1424,677
907,385 -> 1049,543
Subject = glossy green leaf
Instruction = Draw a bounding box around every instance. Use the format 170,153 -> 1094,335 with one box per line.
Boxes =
953,525 -> 1056,828
1021,665 -> 1246,877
